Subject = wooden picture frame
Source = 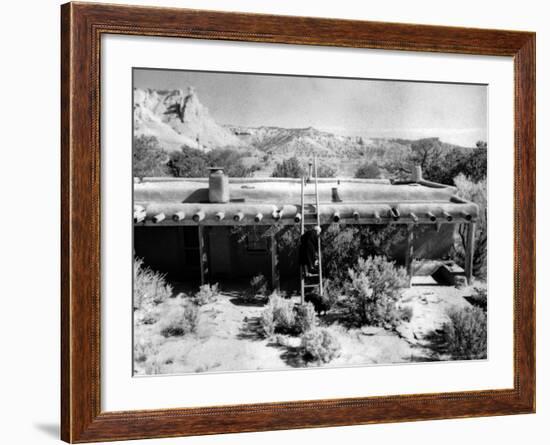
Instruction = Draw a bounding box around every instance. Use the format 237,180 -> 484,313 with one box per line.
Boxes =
61,2 -> 536,442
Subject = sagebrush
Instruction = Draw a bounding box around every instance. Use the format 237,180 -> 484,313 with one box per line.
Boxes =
301,328 -> 341,363
260,293 -> 317,337
134,257 -> 172,324
342,256 -> 408,327
192,283 -> 219,306
442,305 -> 487,360
160,301 -> 200,337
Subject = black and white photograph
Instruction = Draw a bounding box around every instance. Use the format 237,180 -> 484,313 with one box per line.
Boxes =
132,68 -> 488,376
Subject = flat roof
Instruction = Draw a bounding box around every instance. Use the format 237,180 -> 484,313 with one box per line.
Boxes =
133,177 -> 478,226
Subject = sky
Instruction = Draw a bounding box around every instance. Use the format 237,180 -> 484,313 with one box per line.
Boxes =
134,68 -> 487,147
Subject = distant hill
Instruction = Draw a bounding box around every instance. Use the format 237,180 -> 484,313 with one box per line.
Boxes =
227,126 -> 368,157
133,86 -> 474,176
133,87 -> 243,152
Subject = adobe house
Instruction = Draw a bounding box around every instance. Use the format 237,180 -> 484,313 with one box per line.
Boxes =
133,166 -> 478,288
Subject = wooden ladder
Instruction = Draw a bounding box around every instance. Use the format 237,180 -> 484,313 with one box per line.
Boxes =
300,157 -> 324,304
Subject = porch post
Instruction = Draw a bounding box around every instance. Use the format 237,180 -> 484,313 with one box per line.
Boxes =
405,224 -> 415,286
465,221 -> 476,285
198,225 -> 208,285
270,232 -> 279,291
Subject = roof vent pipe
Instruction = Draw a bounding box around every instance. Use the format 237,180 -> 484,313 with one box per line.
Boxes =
208,167 -> 229,203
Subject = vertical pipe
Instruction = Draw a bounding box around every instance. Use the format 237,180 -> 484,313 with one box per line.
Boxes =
465,222 -> 476,285
405,224 -> 415,286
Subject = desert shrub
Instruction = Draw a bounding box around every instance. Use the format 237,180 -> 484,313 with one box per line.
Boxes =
468,287 -> 487,312
269,293 -> 296,332
342,256 -> 408,328
453,174 -> 487,279
207,148 -> 256,177
133,135 -> 170,178
160,301 -> 200,337
134,338 -> 159,363
316,163 -> 337,178
355,161 -> 381,179
250,273 -> 268,297
167,146 -> 209,177
301,328 -> 341,364
260,305 -> 276,337
294,302 -> 317,333
134,257 -> 172,324
260,294 -> 317,337
192,283 -> 219,306
271,157 -> 305,178
441,305 -> 487,359
382,138 -> 487,185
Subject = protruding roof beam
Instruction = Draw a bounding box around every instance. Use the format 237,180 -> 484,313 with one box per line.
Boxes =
172,211 -> 185,222
133,211 -> 146,224
193,210 -> 205,223
152,212 -> 165,223
254,213 -> 263,223
390,207 -> 400,221
215,211 -> 225,221
233,211 -> 244,222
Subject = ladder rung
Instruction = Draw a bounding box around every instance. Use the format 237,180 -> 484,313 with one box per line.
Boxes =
304,284 -> 320,288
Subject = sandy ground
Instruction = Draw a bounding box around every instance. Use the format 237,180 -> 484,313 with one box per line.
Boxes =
134,281 -> 482,376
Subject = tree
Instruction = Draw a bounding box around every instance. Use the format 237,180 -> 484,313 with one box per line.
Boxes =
207,148 -> 255,177
355,161 -> 381,179
167,146 -> 208,177
271,157 -> 305,178
453,174 -> 487,279
133,135 -> 169,178
410,138 -> 443,169
462,144 -> 487,182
